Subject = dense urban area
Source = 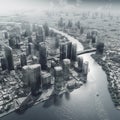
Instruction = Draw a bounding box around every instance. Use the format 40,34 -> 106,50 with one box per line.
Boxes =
0,7 -> 120,118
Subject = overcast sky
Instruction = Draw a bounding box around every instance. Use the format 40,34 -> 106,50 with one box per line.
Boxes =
0,0 -> 119,15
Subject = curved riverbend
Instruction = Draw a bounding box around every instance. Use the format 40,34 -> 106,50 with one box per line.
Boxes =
2,29 -> 120,120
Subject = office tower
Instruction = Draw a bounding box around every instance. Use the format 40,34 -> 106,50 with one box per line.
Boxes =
67,20 -> 73,28
83,61 -> 89,75
71,43 -> 77,62
5,46 -> 14,71
9,37 -> 16,48
4,31 -> 9,39
77,56 -> 83,72
55,36 -> 59,48
32,56 -> 38,64
86,32 -> 91,39
54,66 -> 64,91
60,43 -> 67,61
36,34 -> 44,43
36,26 -> 45,43
43,23 -> 49,36
15,36 -> 21,49
91,35 -> 96,44
96,42 -> 104,54
28,42 -> 34,55
28,36 -> 32,43
22,64 -> 41,95
32,24 -> 38,32
1,57 -> 8,70
62,59 -> 70,80
67,41 -> 72,59
39,42 -> 47,70
80,26 -> 84,34
20,53 -> 27,67
23,22 -> 32,36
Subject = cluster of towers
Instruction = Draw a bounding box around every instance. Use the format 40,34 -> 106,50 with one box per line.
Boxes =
0,22 -> 89,96
86,30 -> 98,46
60,41 -> 77,62
53,56 -> 88,93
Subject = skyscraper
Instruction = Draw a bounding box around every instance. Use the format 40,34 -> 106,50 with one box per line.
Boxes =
28,42 -> 34,55
22,64 -> 41,95
5,46 -> 14,71
60,43 -> 67,61
67,41 -> 72,59
77,56 -> 83,72
20,53 -> 27,67
39,42 -> 47,70
71,43 -> 77,62
54,66 -> 65,92
1,57 -> 8,70
62,59 -> 71,80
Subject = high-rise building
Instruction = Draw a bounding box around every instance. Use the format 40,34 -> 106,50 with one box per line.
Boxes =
4,31 -> 9,39
5,46 -> 14,71
28,36 -> 33,43
62,59 -> 70,80
20,53 -> 27,67
67,41 -> 72,59
1,57 -> 8,70
36,26 -> 45,43
60,43 -> 67,61
54,66 -> 65,92
9,37 -> 16,49
22,64 -> 41,95
71,43 -> 77,62
32,24 -> 38,32
43,23 -> 49,36
39,42 -> 47,70
28,42 -> 34,55
77,56 -> 83,72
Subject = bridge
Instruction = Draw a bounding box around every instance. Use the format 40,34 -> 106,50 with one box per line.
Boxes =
47,48 -> 96,61
77,48 -> 96,55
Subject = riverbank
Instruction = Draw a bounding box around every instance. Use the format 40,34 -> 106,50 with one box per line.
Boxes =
91,53 -> 120,110
57,23 -> 120,110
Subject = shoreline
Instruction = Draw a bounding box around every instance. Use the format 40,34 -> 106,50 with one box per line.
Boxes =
58,26 -> 120,110
91,53 -> 120,110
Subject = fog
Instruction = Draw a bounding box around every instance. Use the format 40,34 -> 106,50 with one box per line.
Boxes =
0,0 -> 120,16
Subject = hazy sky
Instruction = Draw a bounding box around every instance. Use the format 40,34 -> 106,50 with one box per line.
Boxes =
0,0 -> 119,15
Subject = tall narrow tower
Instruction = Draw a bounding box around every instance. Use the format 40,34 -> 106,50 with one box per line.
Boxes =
5,46 -> 14,71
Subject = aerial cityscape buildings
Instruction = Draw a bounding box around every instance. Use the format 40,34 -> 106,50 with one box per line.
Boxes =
0,1 -> 120,120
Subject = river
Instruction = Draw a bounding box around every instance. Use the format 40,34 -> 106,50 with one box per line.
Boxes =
2,29 -> 120,120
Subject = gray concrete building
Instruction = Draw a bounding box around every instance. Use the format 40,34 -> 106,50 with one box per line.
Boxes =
4,46 -> 14,71
62,59 -> 71,81
54,66 -> 65,92
39,42 -> 47,70
22,64 -> 41,95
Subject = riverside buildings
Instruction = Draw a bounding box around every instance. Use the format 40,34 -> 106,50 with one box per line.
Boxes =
0,22 -> 90,116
